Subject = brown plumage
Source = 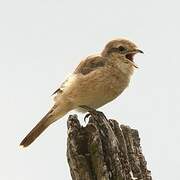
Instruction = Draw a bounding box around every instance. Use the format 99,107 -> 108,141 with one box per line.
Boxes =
74,56 -> 106,75
20,38 -> 143,147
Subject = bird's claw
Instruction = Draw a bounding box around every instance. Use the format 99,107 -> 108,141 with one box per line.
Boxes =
80,105 -> 107,122
84,113 -> 91,122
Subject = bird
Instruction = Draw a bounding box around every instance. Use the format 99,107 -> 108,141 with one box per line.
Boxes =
20,38 -> 143,147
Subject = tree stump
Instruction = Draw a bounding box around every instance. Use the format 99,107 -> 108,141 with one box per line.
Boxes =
67,113 -> 152,180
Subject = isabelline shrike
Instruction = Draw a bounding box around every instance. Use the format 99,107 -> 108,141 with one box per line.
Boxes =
20,38 -> 143,147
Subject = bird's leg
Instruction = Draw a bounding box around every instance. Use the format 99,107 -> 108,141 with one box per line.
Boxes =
79,105 -> 96,122
79,105 -> 107,121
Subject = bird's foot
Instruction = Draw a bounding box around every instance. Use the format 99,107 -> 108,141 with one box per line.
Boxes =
83,113 -> 91,122
79,105 -> 107,122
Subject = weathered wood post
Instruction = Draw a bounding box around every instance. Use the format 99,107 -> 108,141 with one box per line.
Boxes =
67,113 -> 152,180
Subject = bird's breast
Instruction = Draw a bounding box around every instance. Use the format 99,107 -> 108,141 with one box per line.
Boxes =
77,68 -> 130,107
104,69 -> 130,100
59,67 -> 131,109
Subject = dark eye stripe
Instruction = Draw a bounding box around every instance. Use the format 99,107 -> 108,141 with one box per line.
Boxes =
107,46 -> 126,54
118,46 -> 126,51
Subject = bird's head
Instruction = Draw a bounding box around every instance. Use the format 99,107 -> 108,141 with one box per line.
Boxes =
101,38 -> 143,68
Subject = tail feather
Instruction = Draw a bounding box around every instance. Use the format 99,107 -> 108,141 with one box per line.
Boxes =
20,102 -> 72,147
20,106 -> 59,148
20,114 -> 53,147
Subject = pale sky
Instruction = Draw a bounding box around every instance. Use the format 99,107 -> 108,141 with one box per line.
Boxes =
0,0 -> 179,179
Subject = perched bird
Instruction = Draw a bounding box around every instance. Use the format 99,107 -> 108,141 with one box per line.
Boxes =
20,38 -> 143,147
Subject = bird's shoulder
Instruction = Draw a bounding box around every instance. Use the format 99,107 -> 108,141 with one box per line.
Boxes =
74,54 -> 107,75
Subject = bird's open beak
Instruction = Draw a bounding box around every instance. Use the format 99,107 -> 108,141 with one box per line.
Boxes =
125,49 -> 144,68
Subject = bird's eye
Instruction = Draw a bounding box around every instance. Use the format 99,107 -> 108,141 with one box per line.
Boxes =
118,46 -> 126,52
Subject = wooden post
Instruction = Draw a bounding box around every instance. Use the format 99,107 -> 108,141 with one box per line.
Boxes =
67,113 -> 152,180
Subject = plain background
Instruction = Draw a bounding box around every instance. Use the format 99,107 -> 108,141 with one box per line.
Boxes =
0,0 -> 179,179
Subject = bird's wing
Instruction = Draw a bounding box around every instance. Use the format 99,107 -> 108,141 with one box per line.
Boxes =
74,55 -> 107,75
52,55 -> 107,96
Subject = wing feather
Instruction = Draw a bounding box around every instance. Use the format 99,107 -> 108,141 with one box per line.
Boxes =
74,55 -> 106,75
52,55 -> 107,95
